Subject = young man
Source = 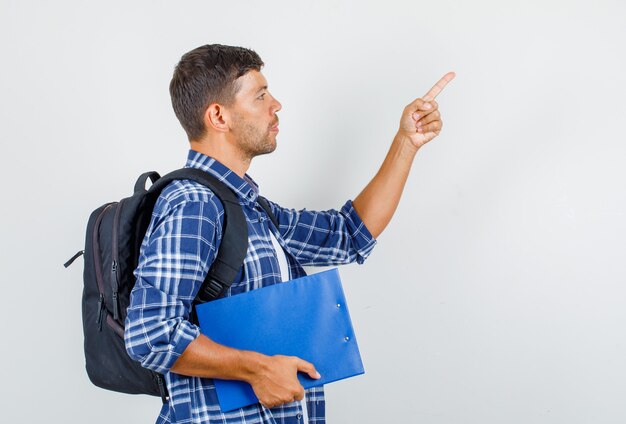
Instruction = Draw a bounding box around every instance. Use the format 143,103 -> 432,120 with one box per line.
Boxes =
124,44 -> 454,424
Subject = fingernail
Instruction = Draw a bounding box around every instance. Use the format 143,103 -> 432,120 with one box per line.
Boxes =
413,113 -> 420,120
423,103 -> 432,109
315,372 -> 321,379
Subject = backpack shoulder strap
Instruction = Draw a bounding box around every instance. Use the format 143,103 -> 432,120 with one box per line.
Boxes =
148,168 -> 248,303
257,196 -> 279,230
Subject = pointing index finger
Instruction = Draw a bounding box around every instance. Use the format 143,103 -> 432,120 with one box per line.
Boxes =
423,71 -> 456,102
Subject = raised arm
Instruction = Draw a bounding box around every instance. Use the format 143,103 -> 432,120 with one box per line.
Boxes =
352,72 -> 456,238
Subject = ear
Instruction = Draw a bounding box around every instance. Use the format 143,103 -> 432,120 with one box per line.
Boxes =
204,103 -> 229,133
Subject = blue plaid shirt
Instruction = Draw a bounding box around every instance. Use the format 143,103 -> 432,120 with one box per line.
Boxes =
125,150 -> 376,424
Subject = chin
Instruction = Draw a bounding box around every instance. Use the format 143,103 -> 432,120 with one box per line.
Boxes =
261,144 -> 277,156
251,142 -> 277,158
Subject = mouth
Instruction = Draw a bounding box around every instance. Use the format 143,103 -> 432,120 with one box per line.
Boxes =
269,120 -> 279,132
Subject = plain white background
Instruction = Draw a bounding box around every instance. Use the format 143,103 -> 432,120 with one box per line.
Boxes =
2,0 -> 625,422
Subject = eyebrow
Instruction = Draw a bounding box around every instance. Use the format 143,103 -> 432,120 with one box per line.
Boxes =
255,85 -> 268,95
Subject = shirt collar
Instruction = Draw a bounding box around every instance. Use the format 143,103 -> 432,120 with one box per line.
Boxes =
185,149 -> 260,204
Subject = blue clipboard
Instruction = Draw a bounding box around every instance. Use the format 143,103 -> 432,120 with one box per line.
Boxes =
195,268 -> 364,412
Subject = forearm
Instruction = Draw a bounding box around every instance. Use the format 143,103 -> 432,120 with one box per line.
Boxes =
170,333 -> 265,383
352,132 -> 418,238
170,333 -> 321,408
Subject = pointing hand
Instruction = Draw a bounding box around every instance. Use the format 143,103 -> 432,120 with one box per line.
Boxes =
399,72 -> 455,149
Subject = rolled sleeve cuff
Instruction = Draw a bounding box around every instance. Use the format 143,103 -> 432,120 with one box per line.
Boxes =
149,320 -> 201,374
128,316 -> 201,375
341,200 -> 377,264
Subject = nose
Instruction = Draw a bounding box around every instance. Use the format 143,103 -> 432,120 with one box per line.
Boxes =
272,96 -> 282,113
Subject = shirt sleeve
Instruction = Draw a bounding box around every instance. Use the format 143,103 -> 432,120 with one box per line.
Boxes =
124,195 -> 222,374
267,199 -> 377,267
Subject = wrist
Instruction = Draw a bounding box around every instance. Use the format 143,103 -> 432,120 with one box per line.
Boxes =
239,350 -> 269,384
394,132 -> 420,157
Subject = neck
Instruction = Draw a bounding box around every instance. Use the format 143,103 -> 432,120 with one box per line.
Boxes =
190,133 -> 250,178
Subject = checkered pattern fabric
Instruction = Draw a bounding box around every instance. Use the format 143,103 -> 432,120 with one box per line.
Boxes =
125,150 -> 376,423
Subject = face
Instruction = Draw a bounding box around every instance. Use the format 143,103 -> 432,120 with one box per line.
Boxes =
228,70 -> 282,159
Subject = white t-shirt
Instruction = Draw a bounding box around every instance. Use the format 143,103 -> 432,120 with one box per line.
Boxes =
269,230 -> 290,283
268,230 -> 309,423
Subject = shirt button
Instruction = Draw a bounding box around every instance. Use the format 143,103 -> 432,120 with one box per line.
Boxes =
296,413 -> 303,420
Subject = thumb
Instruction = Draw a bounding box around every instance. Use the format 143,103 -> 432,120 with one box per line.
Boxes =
296,358 -> 321,379
408,97 -> 433,112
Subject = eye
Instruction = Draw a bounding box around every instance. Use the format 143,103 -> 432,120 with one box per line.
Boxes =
257,93 -> 266,100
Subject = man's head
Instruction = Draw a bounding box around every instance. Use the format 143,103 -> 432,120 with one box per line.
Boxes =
170,44 -> 263,141
170,44 -> 281,162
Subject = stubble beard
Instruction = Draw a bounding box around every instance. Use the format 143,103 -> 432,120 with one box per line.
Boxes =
232,114 -> 277,161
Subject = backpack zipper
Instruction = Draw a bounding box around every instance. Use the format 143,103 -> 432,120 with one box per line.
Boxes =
96,293 -> 105,331
64,250 -> 84,268
111,198 -> 125,321
93,203 -> 115,330
111,260 -> 120,320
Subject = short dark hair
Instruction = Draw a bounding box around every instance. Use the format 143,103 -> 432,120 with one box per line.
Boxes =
169,44 -> 264,141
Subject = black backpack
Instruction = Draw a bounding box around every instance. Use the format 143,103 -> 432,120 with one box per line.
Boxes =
65,167 -> 278,402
